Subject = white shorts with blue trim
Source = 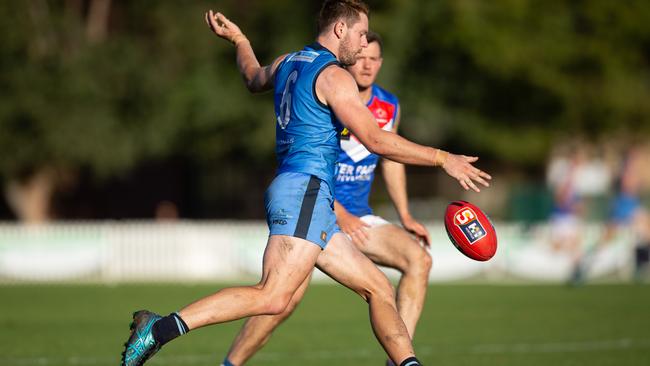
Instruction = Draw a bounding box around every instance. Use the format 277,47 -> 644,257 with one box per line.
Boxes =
359,214 -> 391,227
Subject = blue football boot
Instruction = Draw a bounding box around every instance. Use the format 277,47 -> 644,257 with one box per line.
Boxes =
121,310 -> 162,366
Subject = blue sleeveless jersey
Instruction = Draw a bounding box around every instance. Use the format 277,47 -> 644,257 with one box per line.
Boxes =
335,85 -> 399,217
274,43 -> 343,193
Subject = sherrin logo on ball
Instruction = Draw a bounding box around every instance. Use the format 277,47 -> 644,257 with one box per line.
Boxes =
444,201 -> 497,261
453,207 -> 487,244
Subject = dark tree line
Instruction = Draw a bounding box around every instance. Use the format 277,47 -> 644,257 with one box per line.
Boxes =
1,0 -> 649,221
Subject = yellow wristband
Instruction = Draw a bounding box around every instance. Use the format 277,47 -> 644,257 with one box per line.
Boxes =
435,149 -> 448,167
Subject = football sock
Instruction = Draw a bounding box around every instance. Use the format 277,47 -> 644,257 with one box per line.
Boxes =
152,312 -> 189,346
399,356 -> 422,366
221,358 -> 235,366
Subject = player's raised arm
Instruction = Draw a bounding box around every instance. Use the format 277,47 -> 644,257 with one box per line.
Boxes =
205,10 -> 285,93
317,66 -> 491,192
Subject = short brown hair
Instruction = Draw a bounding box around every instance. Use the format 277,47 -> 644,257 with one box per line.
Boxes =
366,30 -> 383,56
317,0 -> 370,35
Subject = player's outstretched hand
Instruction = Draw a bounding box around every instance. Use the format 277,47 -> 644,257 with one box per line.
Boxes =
337,211 -> 371,247
205,10 -> 247,45
401,214 -> 431,247
442,153 -> 491,192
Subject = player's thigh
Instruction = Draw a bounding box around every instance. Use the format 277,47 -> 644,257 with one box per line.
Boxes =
361,224 -> 428,271
316,232 -> 393,299
259,235 -> 321,297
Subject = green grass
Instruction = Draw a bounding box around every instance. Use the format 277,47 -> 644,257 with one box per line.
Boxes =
1,283 -> 649,365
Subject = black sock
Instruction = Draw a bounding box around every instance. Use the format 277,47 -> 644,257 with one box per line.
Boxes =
636,244 -> 649,266
152,312 -> 189,346
635,244 -> 650,277
400,357 -> 422,366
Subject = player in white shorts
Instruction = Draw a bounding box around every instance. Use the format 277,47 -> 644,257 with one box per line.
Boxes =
220,31 -> 432,366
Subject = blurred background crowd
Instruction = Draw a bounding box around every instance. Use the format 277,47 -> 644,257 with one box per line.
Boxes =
0,0 -> 649,283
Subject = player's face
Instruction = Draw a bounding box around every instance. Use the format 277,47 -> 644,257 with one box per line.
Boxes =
346,42 -> 382,90
338,13 -> 369,66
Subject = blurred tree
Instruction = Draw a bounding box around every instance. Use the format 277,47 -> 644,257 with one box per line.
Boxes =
0,0 -> 298,221
378,0 -> 650,165
0,0 -> 649,221
0,0 -> 180,221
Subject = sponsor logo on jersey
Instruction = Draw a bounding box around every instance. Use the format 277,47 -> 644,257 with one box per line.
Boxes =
336,163 -> 377,182
277,137 -> 295,145
270,209 -> 292,226
453,208 -> 487,244
287,51 -> 319,63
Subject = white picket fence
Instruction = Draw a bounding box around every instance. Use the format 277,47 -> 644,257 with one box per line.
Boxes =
0,221 -> 638,284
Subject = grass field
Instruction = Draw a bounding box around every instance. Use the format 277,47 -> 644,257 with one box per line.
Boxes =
1,283 -> 649,366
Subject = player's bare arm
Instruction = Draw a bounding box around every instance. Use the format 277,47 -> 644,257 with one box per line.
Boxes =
317,66 -> 492,192
381,107 -> 431,245
205,10 -> 285,93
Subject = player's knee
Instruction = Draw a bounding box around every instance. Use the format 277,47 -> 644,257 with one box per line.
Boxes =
259,290 -> 293,315
411,244 -> 432,270
266,294 -> 291,315
283,295 -> 301,315
419,250 -> 433,274
402,245 -> 432,276
365,273 -> 396,303
264,298 -> 291,315
270,295 -> 300,320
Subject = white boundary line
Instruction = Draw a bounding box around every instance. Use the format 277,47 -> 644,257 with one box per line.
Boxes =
2,338 -> 649,365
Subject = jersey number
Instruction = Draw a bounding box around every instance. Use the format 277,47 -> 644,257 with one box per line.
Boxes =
277,70 -> 298,129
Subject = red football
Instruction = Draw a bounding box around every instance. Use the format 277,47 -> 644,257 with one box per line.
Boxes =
444,200 -> 497,261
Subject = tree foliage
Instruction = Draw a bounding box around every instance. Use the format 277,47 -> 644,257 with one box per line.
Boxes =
376,0 -> 650,164
0,0 -> 648,185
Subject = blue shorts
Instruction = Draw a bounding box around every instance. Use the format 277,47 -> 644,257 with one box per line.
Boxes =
265,172 -> 340,249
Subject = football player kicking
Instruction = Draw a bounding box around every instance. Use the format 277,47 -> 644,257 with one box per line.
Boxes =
120,1 -> 490,366
219,31 -> 432,366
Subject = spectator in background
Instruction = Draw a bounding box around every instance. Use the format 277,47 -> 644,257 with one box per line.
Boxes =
567,143 -> 650,283
546,144 -> 589,280
546,142 -> 613,283
602,145 -> 650,280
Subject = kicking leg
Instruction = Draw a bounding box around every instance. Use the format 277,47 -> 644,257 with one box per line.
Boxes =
224,273 -> 312,365
316,232 -> 418,365
179,235 -> 319,328
121,235 -> 320,366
